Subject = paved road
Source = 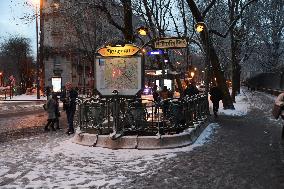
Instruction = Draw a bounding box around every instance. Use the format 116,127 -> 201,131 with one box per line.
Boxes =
0,101 -> 68,143
0,89 -> 283,188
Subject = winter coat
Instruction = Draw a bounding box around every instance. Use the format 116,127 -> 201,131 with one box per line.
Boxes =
153,91 -> 160,102
60,88 -> 78,111
160,90 -> 169,100
184,85 -> 199,97
209,86 -> 223,102
46,98 -> 57,120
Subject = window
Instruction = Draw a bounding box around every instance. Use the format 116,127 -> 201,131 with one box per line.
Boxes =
53,56 -> 61,66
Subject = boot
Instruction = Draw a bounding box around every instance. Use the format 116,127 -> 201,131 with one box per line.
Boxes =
51,126 -> 56,131
50,122 -> 56,131
44,126 -> 50,132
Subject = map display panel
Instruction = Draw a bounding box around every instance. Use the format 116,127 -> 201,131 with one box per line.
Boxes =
95,56 -> 142,96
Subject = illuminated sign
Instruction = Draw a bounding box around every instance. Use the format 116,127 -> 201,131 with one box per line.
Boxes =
52,77 -> 62,92
147,50 -> 164,55
95,56 -> 142,96
97,44 -> 140,57
154,37 -> 188,49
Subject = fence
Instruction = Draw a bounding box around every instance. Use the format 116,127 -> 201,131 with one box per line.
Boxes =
75,94 -> 209,137
0,87 -> 13,100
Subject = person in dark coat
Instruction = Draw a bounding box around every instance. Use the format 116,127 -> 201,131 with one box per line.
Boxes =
152,85 -> 160,114
60,82 -> 78,135
209,85 -> 223,118
45,86 -> 52,100
184,81 -> 199,97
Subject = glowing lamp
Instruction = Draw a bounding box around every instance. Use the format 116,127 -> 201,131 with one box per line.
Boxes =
195,22 -> 206,33
137,26 -> 148,36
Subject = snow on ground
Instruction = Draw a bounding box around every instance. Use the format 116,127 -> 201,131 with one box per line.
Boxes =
0,123 -> 219,188
208,88 -> 250,117
0,88 -> 258,188
0,94 -> 49,112
0,94 -> 46,101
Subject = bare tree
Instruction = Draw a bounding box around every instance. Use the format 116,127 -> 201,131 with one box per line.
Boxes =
248,0 -> 284,72
0,36 -> 34,90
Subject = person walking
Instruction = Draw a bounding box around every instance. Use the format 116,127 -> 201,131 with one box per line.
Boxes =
44,93 -> 57,132
159,86 -> 170,117
274,92 -> 284,139
60,82 -> 78,135
183,81 -> 199,97
152,85 -> 160,114
209,84 -> 223,118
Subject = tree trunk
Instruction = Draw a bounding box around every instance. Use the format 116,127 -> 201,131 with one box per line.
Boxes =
186,0 -> 234,109
122,0 -> 134,42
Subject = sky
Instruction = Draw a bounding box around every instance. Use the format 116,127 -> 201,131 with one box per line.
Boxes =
0,0 -> 36,56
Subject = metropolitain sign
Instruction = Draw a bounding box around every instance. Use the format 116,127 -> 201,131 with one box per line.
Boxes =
98,44 -> 140,57
154,37 -> 188,49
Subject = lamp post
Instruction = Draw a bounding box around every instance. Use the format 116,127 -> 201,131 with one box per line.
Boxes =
35,4 -> 40,99
0,72 -> 2,86
195,22 -> 210,94
30,0 -> 41,99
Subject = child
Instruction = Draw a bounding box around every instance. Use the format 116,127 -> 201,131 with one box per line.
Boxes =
44,93 -> 57,131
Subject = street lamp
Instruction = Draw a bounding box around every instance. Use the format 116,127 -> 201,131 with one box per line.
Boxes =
195,21 -> 210,94
195,22 -> 205,33
190,71 -> 195,78
136,26 -> 148,36
29,0 -> 41,99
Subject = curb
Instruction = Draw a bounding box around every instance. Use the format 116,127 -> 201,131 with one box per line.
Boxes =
72,121 -> 209,149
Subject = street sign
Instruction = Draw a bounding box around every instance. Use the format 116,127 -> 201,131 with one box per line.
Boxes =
154,37 -> 188,49
147,50 -> 164,55
97,44 -> 140,57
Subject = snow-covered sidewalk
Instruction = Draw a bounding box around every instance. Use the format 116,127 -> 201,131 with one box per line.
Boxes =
0,123 -> 219,188
0,89 -> 256,188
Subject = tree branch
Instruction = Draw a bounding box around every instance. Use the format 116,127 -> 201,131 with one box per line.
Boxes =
202,0 -> 217,18
209,0 -> 257,38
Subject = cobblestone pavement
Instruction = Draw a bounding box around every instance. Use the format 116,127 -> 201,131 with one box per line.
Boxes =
0,89 -> 284,188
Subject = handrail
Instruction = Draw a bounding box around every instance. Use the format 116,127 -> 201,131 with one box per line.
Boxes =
74,94 -> 209,136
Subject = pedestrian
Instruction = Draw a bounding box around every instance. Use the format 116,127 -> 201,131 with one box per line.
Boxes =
44,93 -> 58,132
45,86 -> 52,100
209,84 -> 223,118
159,86 -> 170,117
152,85 -> 160,114
183,81 -> 199,97
60,82 -> 78,135
159,86 -> 169,100
274,92 -> 284,139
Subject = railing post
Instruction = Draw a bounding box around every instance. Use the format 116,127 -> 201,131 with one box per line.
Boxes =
111,90 -> 119,138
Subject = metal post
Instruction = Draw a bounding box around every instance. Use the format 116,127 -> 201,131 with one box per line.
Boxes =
39,0 -> 44,95
36,5 -> 40,99
205,30 -> 210,94
83,59 -> 86,95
